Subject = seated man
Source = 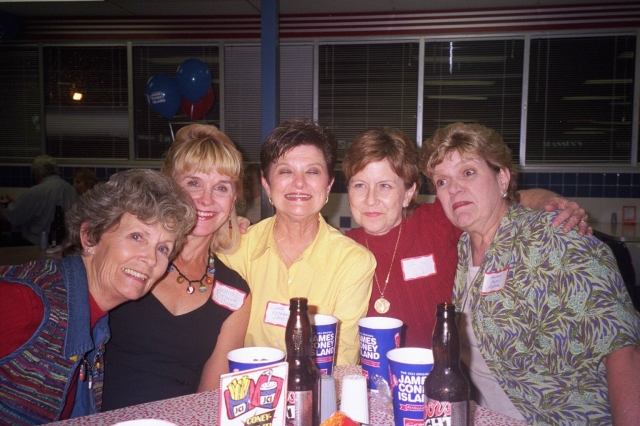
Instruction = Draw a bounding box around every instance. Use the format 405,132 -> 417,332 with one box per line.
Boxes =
0,155 -> 77,246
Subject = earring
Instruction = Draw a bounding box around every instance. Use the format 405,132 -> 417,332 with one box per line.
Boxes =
85,248 -> 92,254
228,217 -> 233,238
501,191 -> 508,199
325,195 -> 329,204
268,197 -> 273,205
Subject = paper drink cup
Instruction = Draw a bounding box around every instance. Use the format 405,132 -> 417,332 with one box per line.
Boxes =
311,314 -> 339,375
227,347 -> 285,372
357,317 -> 403,390
387,348 -> 434,426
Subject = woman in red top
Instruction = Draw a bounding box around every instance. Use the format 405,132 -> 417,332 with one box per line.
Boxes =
343,127 -> 591,348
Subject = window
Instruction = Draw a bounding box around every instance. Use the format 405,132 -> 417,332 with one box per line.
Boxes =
526,35 -> 636,164
422,39 -> 524,159
43,46 -> 129,159
0,46 -> 41,160
133,45 -> 220,160
318,42 -> 419,159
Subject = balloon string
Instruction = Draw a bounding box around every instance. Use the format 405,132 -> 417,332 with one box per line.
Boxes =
169,122 -> 175,141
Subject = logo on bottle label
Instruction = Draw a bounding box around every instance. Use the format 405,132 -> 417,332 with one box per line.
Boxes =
424,399 -> 468,426
286,390 -> 313,426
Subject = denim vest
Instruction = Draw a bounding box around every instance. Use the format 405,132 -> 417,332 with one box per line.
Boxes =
0,256 -> 109,425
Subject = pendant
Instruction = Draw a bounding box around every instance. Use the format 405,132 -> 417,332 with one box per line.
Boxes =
198,284 -> 207,293
187,284 -> 194,294
374,297 -> 390,314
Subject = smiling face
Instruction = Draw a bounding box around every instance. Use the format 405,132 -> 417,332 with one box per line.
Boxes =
263,144 -> 334,222
83,212 -> 177,311
348,160 -> 417,236
176,170 -> 237,239
433,150 -> 510,236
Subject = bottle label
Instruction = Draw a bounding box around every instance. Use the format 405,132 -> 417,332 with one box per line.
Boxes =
286,390 -> 313,426
424,399 -> 468,426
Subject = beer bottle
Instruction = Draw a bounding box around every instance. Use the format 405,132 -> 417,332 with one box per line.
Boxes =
424,302 -> 470,426
49,205 -> 65,247
285,297 -> 321,426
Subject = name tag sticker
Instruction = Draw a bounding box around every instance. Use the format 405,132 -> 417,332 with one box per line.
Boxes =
212,281 -> 247,311
264,301 -> 290,327
481,268 -> 508,294
401,255 -> 437,281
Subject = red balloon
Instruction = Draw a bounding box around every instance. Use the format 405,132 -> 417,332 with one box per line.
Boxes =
180,86 -> 214,121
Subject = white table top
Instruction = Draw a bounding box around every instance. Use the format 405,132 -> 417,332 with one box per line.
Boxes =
51,365 -> 528,426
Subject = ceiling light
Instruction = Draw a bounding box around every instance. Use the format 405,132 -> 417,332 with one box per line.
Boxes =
72,93 -> 82,101
562,96 -> 626,101
424,80 -> 494,86
584,79 -> 632,84
427,95 -> 488,100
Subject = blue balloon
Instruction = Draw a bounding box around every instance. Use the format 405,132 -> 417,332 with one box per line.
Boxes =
176,59 -> 212,103
145,74 -> 181,120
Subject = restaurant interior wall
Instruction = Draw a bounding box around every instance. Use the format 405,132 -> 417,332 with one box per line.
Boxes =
1,2 -> 639,231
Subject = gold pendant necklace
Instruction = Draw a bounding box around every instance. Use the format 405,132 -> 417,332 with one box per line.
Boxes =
365,222 -> 402,314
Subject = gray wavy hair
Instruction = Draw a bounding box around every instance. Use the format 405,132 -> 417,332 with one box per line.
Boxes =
63,169 -> 196,259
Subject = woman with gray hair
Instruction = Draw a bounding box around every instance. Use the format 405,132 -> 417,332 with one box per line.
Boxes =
0,169 -> 195,424
422,122 -> 640,425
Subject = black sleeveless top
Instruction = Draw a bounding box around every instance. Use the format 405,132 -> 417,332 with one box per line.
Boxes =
102,256 -> 250,411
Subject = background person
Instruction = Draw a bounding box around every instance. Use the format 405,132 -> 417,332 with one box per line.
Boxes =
422,122 -> 640,424
0,169 -> 195,424
0,155 -> 77,246
220,118 -> 375,365
103,124 -> 251,410
73,168 -> 101,196
343,127 -> 591,348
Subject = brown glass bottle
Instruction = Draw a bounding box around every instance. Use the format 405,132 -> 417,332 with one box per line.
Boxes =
285,297 -> 321,426
49,205 -> 65,247
423,302 -> 470,426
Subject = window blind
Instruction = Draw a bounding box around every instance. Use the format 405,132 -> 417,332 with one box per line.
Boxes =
526,35 -> 636,165
0,46 -> 41,160
318,42 -> 419,159
422,39 -> 524,160
43,46 -> 129,159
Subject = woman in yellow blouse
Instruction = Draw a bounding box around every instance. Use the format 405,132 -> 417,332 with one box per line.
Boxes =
221,118 -> 375,365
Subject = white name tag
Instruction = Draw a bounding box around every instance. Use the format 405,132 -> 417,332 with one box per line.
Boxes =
212,281 -> 247,311
481,268 -> 508,294
264,301 -> 290,327
401,255 -> 437,281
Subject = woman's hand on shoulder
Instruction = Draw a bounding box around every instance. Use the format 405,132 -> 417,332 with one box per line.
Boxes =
237,216 -> 250,234
544,195 -> 592,236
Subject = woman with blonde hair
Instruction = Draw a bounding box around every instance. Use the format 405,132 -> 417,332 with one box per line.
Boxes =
103,124 -> 251,410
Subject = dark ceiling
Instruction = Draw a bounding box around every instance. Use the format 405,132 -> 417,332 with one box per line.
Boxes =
0,0 -> 636,18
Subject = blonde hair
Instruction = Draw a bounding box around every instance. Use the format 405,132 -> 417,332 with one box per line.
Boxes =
162,124 -> 244,253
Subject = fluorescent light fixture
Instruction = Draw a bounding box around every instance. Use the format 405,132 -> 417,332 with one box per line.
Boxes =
562,96 -> 626,101
427,95 -> 488,100
584,79 -> 632,84
72,93 -> 82,101
564,131 -> 606,135
424,80 -> 494,86
0,0 -> 102,2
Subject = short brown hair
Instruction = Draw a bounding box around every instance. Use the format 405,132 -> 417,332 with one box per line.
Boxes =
422,122 -> 518,203
64,169 -> 196,259
343,127 -> 421,217
162,124 -> 244,253
260,118 -> 337,184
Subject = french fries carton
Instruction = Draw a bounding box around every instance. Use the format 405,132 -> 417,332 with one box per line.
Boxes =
219,361 -> 288,426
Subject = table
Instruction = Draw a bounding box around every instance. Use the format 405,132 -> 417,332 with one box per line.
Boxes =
592,222 -> 640,243
51,366 -> 528,426
0,245 -> 62,266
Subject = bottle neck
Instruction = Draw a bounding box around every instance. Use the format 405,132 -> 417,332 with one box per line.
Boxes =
286,308 -> 312,357
432,317 -> 461,368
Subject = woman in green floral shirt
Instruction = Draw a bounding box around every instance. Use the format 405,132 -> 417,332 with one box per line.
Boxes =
422,122 -> 640,425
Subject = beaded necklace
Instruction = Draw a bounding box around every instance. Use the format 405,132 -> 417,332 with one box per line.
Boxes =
167,251 -> 215,294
